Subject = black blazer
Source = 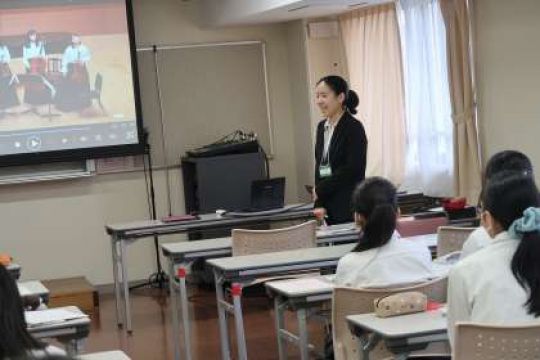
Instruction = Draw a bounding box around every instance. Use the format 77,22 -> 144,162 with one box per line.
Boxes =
314,112 -> 367,224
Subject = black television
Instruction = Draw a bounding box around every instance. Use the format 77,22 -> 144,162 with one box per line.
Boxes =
0,0 -> 144,166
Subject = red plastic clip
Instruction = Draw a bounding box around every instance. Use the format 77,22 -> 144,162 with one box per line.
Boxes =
177,267 -> 187,279
231,283 -> 243,297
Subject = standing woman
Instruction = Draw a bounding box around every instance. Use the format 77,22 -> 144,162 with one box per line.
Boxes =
314,75 -> 367,224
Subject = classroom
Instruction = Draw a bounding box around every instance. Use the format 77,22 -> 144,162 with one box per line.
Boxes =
1,0 -> 540,359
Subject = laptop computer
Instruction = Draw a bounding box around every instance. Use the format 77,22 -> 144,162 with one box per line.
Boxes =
243,177 -> 286,212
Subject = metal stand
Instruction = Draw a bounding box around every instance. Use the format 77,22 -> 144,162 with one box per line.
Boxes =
130,132 -> 167,290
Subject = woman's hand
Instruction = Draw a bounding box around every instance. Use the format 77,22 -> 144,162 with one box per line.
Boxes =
313,207 -> 327,226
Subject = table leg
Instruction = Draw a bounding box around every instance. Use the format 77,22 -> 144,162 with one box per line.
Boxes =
358,333 -> 382,360
214,269 -> 231,360
297,308 -> 309,360
179,266 -> 192,360
394,354 -> 409,360
119,239 -> 133,333
168,260 -> 182,360
232,283 -> 248,360
111,238 -> 123,328
64,339 -> 83,356
274,297 -> 287,360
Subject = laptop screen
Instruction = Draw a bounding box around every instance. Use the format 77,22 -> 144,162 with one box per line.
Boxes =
250,178 -> 285,211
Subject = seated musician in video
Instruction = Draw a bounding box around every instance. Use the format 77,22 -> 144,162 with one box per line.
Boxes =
0,42 -> 20,114
22,30 -> 54,111
56,34 -> 92,112
22,30 -> 46,73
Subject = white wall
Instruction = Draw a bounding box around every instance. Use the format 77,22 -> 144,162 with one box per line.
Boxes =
2,0 -> 308,286
475,0 -> 540,171
286,20 -> 315,202
305,19 -> 348,132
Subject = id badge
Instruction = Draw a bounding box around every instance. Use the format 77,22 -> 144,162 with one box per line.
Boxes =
319,164 -> 332,178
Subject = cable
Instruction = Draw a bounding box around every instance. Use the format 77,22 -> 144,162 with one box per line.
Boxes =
152,44 -> 173,217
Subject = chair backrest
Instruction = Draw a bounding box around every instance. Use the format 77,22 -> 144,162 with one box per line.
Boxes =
332,277 -> 448,360
231,220 -> 317,256
437,226 -> 476,257
454,323 -> 540,360
397,216 -> 448,237
47,57 -> 62,73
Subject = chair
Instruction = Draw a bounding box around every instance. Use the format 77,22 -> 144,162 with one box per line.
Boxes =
89,73 -> 105,114
232,220 -> 317,256
47,57 -> 62,73
397,216 -> 449,237
437,226 -> 476,257
453,323 -> 540,360
332,277 -> 448,360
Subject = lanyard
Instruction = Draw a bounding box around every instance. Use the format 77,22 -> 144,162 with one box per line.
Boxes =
322,122 -> 334,164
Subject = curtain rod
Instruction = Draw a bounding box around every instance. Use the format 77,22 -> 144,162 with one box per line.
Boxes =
137,40 -> 264,52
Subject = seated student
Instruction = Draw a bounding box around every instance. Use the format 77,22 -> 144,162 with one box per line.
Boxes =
333,177 -> 434,288
461,150 -> 534,259
0,265 -> 65,359
447,172 -> 540,344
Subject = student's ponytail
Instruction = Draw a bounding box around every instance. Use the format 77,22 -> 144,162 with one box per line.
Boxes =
351,177 -> 398,252
511,231 -> 540,316
345,90 -> 359,115
483,172 -> 540,317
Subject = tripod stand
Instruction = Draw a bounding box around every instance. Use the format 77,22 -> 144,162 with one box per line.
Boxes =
130,135 -> 168,290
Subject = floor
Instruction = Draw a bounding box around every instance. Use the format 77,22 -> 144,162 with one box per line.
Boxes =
80,284 -> 326,360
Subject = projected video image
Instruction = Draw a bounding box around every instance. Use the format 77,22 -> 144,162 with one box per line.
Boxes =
0,0 -> 139,155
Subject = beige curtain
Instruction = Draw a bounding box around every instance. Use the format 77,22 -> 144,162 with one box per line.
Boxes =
440,0 -> 482,202
339,4 -> 406,185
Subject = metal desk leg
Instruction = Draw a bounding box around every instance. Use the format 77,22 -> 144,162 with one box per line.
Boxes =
232,283 -> 248,360
274,297 -> 287,360
168,260 -> 182,360
297,308 -> 309,360
179,267 -> 192,360
395,354 -> 409,360
65,339 -> 83,356
214,270 -> 231,360
111,237 -> 123,328
358,333 -> 382,360
119,239 -> 133,333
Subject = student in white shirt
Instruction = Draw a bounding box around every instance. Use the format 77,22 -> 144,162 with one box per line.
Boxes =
22,30 -> 46,72
0,42 -> 20,111
56,34 -> 92,112
333,177 -> 435,288
61,34 -> 91,75
448,172 -> 540,345
460,150 -> 534,260
0,265 -> 66,359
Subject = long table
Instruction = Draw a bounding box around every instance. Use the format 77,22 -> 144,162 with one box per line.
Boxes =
161,223 -> 360,360
28,306 -> 91,356
265,236 -> 452,360
347,309 -> 448,359
206,243 -> 356,360
7,263 -> 21,279
105,204 -> 315,333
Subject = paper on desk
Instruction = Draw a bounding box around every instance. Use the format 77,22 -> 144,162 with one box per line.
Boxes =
317,226 -> 357,237
18,283 -> 32,297
25,308 -> 88,327
271,276 -> 335,293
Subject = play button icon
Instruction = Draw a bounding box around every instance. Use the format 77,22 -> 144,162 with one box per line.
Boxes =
26,136 -> 42,151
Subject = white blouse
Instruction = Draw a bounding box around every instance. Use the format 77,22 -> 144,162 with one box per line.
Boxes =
333,232 -> 435,289
460,226 -> 490,260
447,231 -> 540,345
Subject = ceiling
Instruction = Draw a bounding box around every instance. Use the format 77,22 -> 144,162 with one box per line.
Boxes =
199,0 -> 392,26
